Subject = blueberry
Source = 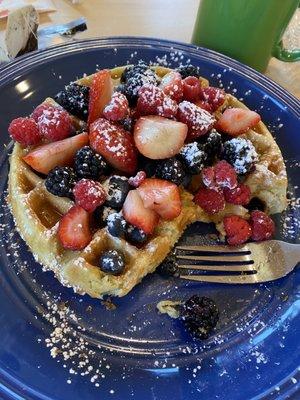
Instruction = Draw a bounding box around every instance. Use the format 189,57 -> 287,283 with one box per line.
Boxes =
104,175 -> 130,209
107,213 -> 127,238
99,250 -> 125,275
126,225 -> 148,244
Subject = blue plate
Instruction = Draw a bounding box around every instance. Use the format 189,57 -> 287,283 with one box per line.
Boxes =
0,37 -> 299,400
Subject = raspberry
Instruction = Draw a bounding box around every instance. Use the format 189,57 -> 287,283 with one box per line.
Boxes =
223,183 -> 251,205
157,96 -> 178,119
33,104 -> 73,142
215,160 -> 237,189
223,215 -> 252,245
8,117 -> 42,146
195,100 -> 213,113
250,211 -> 275,241
199,87 -> 226,111
73,179 -> 106,212
137,84 -> 164,115
201,167 -> 217,190
177,101 -> 215,140
182,76 -> 201,102
103,92 -> 129,121
193,187 -> 225,214
128,171 -> 146,188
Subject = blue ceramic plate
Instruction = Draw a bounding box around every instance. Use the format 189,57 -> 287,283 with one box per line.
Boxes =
0,38 -> 299,400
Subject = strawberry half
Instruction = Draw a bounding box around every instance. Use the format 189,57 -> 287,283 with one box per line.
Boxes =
88,70 -> 113,125
89,118 -> 137,174
134,116 -> 187,160
159,71 -> 183,102
58,205 -> 92,250
137,178 -> 182,220
23,132 -> 89,174
122,189 -> 159,234
216,108 -> 261,136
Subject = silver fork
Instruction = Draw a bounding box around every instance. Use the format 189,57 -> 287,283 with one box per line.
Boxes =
176,240 -> 300,284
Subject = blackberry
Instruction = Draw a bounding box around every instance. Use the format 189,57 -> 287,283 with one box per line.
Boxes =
120,61 -> 149,83
126,225 -> 148,244
179,142 -> 207,174
180,295 -> 219,339
74,146 -> 109,180
45,166 -> 76,198
155,158 -> 186,185
176,64 -> 200,79
107,213 -> 127,238
104,175 -> 130,209
157,253 -> 179,277
222,138 -> 258,174
120,117 -> 133,133
99,250 -> 125,275
121,69 -> 158,106
204,130 -> 223,164
54,83 -> 90,121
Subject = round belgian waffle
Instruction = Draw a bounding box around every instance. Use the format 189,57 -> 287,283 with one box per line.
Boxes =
8,66 -> 287,298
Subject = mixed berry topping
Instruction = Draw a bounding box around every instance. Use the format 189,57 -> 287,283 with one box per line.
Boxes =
222,137 -> 258,174
99,249 -> 125,275
45,166 -> 76,198
55,83 -> 90,121
74,145 -> 108,180
155,158 -> 186,185
180,295 -> 219,339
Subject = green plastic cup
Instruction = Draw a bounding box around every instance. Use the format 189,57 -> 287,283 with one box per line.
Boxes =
192,0 -> 300,72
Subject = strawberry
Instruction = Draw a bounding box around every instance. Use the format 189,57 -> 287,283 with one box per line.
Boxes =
157,96 -> 178,119
137,178 -> 182,220
58,205 -> 92,250
182,76 -> 201,102
159,71 -> 183,102
128,171 -> 146,188
214,160 -> 237,189
216,108 -> 261,136
177,101 -> 215,140
223,215 -> 252,246
88,70 -> 113,125
193,187 -> 225,214
102,92 -> 129,121
122,189 -> 159,234
8,117 -> 42,146
250,211 -> 275,241
223,183 -> 251,205
23,132 -> 89,174
73,179 -> 106,212
134,116 -> 187,160
33,104 -> 73,142
199,87 -> 225,111
89,118 -> 137,174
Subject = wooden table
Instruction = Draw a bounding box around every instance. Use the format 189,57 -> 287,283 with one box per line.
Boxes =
1,0 -> 299,98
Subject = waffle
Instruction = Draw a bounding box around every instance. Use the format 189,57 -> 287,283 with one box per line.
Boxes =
8,66 -> 287,298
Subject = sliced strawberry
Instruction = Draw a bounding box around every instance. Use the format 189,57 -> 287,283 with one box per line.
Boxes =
89,118 -> 137,174
23,132 -> 89,174
199,87 -> 226,111
216,108 -> 261,136
88,70 -> 113,125
137,178 -> 182,220
58,205 -> 92,250
177,101 -> 216,140
134,116 -> 187,160
223,215 -> 252,246
122,189 -> 159,234
159,71 -> 183,102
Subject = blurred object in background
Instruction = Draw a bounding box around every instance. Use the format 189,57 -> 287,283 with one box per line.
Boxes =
192,0 -> 300,72
0,0 -> 55,19
0,5 -> 39,62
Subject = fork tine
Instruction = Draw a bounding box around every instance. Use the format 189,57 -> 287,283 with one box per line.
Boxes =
177,254 -> 252,262
176,244 -> 251,254
180,273 -> 258,284
179,264 -> 256,272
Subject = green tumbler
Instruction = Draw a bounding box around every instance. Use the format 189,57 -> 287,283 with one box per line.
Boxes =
192,0 -> 300,72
